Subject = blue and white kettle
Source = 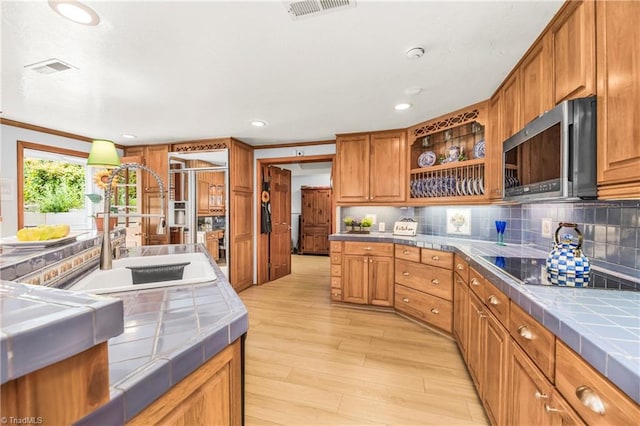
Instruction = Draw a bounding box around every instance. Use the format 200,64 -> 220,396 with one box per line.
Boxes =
546,222 -> 590,287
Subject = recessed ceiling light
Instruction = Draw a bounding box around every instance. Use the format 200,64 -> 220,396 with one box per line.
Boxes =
49,1 -> 100,26
405,47 -> 425,59
121,134 -> 137,139
251,120 -> 267,127
405,87 -> 423,96
394,103 -> 412,111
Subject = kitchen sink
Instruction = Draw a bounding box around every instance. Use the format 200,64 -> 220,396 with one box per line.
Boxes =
69,252 -> 217,294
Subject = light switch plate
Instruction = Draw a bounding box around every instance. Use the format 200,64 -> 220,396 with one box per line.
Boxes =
541,218 -> 552,237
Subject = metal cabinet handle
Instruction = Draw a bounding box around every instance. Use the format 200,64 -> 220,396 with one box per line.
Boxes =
402,250 -> 409,255
402,297 -> 410,303
575,386 -> 606,415
476,309 -> 486,318
431,279 -> 439,285
364,247 -> 372,251
369,259 -> 373,263
432,255 -> 440,261
403,272 -> 410,276
543,404 -> 561,414
333,292 -> 339,297
488,295 -> 499,305
456,263 -> 465,270
471,278 -> 480,286
518,325 -> 533,340
535,391 -> 548,400
430,308 -> 439,314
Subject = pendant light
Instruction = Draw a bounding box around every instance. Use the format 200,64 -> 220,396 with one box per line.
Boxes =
87,140 -> 121,167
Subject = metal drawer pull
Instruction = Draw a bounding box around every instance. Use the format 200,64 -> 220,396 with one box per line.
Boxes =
518,325 -> 533,340
402,297 -> 410,303
456,264 -> 465,270
403,272 -> 410,276
534,391 -> 548,400
430,308 -> 439,314
364,247 -> 372,251
575,386 -> 606,415
543,404 -> 561,414
476,309 -> 486,318
403,250 -> 409,255
488,295 -> 499,305
471,278 -> 480,286
432,255 -> 440,260
431,279 -> 439,285
369,259 -> 373,263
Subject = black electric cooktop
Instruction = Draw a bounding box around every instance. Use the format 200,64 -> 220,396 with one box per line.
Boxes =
481,256 -> 640,292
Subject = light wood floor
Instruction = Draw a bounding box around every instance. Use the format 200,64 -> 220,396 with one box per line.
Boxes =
240,255 -> 488,426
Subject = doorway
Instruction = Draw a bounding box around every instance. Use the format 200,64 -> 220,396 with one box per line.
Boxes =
256,154 -> 335,285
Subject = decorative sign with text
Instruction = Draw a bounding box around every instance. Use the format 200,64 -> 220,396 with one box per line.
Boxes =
393,220 -> 418,236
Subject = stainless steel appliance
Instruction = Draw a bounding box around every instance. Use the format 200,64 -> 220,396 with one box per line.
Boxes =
502,96 -> 596,202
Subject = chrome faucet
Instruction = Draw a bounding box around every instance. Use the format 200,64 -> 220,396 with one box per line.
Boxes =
100,162 -> 166,270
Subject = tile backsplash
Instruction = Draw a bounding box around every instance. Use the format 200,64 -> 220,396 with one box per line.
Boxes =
341,200 -> 640,277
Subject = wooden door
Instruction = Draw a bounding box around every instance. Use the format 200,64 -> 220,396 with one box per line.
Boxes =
268,166 -> 291,281
368,255 -> 394,306
467,292 -> 484,392
453,275 -> 469,358
342,254 -> 367,304
300,188 -> 331,255
596,0 -> 640,197
369,131 -> 406,202
521,35 -> 553,125
551,0 -> 596,104
335,134 -> 370,202
482,310 -> 509,426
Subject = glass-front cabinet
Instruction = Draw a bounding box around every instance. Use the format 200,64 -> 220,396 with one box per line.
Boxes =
406,101 -> 489,203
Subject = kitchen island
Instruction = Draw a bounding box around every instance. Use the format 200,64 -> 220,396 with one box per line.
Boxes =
330,232 -> 640,422
0,237 -> 247,425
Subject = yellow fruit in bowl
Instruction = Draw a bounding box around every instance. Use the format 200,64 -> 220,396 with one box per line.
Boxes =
51,224 -> 70,239
37,225 -> 55,241
16,227 -> 40,241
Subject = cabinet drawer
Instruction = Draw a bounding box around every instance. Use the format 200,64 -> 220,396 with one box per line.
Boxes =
394,259 -> 453,301
330,252 -> 342,265
394,245 -> 420,263
421,249 -> 453,269
330,241 -> 342,252
509,301 -> 555,382
454,254 -> 469,283
330,265 -> 341,277
556,341 -> 640,426
483,280 -> 509,326
344,242 -> 393,256
330,288 -> 342,301
330,276 -> 341,289
395,285 -> 453,333
469,267 -> 485,298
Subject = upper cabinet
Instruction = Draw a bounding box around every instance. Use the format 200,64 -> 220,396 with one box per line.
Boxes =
550,0 -> 596,104
335,130 -> 405,204
596,0 -> 640,199
407,102 -> 489,204
521,35 -> 553,125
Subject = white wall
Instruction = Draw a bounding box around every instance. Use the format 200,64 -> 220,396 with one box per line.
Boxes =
0,124 -> 122,237
290,174 -> 331,250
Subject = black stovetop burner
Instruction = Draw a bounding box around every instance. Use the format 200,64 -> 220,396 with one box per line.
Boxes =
481,256 -> 640,292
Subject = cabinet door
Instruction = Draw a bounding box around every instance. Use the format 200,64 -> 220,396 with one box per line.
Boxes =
453,274 -> 469,358
143,144 -> 168,191
368,255 -> 394,307
502,72 -> 522,140
369,131 -> 406,202
230,141 -> 253,192
336,135 -> 370,202
486,92 -> 504,200
342,254 -> 368,304
521,36 -> 553,125
596,0 -> 640,196
198,180 -> 210,215
230,191 -> 253,291
467,292 -> 484,392
482,310 -> 509,426
551,0 -> 596,103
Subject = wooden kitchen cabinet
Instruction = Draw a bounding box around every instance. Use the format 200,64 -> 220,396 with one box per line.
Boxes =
550,0 -> 596,104
341,242 -> 394,306
481,308 -> 509,426
335,130 -> 406,203
486,92 -> 504,200
453,257 -> 470,358
502,71 -> 522,141
596,0 -> 640,198
467,291 -> 484,392
127,339 -> 242,426
521,34 -> 553,125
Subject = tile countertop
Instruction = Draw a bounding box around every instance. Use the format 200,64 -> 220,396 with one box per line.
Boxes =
1,242 -> 248,425
330,232 -> 640,404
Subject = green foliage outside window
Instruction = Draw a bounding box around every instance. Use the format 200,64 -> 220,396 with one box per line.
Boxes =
24,159 -> 85,213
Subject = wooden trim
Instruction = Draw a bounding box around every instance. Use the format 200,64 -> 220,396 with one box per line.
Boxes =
335,128 -> 407,138
255,154 -> 335,285
255,140 -> 336,150
17,141 -> 89,229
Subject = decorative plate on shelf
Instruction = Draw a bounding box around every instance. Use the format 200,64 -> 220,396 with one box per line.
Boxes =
418,151 -> 437,168
473,139 -> 486,159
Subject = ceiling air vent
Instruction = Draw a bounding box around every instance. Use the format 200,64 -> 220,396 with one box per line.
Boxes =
25,58 -> 76,74
284,0 -> 355,19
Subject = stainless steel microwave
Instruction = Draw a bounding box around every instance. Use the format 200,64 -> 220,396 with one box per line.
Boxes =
502,96 -> 597,202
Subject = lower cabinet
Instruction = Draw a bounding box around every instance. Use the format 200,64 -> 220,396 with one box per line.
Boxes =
482,310 -> 509,426
127,339 -> 242,426
453,255 -> 470,357
341,242 -> 394,306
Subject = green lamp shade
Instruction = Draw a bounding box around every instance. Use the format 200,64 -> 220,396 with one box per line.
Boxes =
87,139 -> 121,167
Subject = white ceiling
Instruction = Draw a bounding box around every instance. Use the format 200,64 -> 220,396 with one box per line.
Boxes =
1,0 -> 563,147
